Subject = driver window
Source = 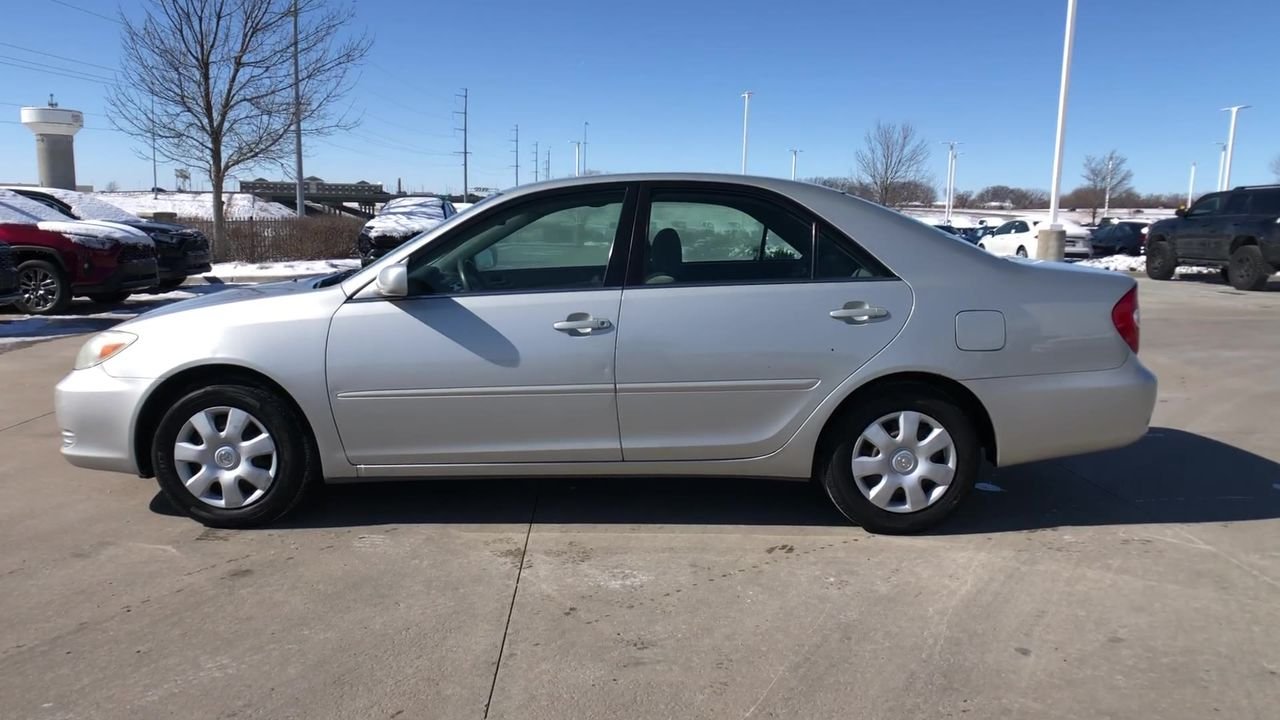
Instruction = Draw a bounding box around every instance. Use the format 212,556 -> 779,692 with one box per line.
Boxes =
406,189 -> 625,295
994,222 -> 1014,235
1187,194 -> 1222,217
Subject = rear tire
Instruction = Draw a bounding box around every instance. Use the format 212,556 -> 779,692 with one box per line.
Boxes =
816,385 -> 980,534
158,278 -> 185,291
15,259 -> 70,314
152,384 -> 317,528
87,291 -> 131,304
1227,245 -> 1270,291
1015,246 -> 1028,258
1145,240 -> 1176,280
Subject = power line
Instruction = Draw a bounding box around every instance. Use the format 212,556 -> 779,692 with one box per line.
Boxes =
0,58 -> 115,85
48,0 -> 123,25
0,42 -> 118,72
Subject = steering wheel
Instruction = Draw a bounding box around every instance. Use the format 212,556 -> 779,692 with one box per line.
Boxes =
457,256 -> 483,291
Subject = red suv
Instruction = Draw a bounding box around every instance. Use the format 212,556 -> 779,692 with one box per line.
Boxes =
0,223 -> 159,314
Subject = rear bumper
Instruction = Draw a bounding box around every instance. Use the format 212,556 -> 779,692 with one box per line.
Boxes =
55,364 -> 153,475
963,354 -> 1158,467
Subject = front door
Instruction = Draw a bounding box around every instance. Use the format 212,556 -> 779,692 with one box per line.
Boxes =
1175,192 -> 1225,259
327,186 -> 634,465
613,185 -> 912,461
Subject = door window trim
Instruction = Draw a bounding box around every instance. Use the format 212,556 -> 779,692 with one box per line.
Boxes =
354,183 -> 640,302
622,181 -> 896,290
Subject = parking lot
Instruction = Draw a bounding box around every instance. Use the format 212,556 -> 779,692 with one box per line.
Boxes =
1,275 -> 1278,719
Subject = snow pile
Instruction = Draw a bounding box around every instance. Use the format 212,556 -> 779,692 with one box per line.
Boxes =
99,192 -> 294,220
22,187 -> 142,223
207,259 -> 359,278
364,196 -> 447,238
1077,256 -> 1219,275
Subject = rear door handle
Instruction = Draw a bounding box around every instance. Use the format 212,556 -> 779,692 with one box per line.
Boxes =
829,304 -> 888,322
553,316 -> 612,332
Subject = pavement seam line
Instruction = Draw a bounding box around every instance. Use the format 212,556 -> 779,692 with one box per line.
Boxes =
482,481 -> 539,720
0,411 -> 54,435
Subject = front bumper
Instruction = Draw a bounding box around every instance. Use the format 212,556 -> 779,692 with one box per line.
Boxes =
74,258 -> 159,295
55,364 -> 154,475
963,354 -> 1157,467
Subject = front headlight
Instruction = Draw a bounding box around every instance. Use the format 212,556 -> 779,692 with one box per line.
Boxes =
66,233 -> 119,251
74,330 -> 137,370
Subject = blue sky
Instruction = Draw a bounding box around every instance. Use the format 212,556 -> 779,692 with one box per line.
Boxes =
0,0 -> 1276,195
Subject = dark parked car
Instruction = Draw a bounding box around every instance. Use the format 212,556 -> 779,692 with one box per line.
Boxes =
1145,185 -> 1280,290
1089,221 -> 1149,257
0,223 -> 158,314
4,187 -> 210,290
0,240 -> 19,308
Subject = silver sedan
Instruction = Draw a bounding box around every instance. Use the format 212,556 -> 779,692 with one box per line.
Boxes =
55,174 -> 1157,533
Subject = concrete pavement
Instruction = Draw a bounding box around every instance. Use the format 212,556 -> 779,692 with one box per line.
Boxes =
1,275 -> 1278,719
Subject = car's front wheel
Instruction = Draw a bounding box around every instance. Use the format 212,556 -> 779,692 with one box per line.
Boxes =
152,384 -> 317,528
1145,239 -> 1177,280
1227,245 -> 1271,291
817,385 -> 980,534
1015,246 -> 1028,258
15,259 -> 70,314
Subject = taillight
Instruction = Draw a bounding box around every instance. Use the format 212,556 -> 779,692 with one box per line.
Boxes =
1111,286 -> 1140,353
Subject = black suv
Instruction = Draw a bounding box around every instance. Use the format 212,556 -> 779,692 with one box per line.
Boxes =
1145,185 -> 1280,290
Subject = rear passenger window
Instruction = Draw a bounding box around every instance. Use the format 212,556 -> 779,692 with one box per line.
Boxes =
815,227 -> 891,280
1250,190 -> 1280,215
1224,193 -> 1250,214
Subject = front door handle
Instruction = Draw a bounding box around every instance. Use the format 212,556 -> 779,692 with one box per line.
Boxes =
553,314 -> 612,333
829,303 -> 888,322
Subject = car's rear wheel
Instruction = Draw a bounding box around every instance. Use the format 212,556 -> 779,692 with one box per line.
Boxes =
152,384 -> 317,528
1227,245 -> 1270,291
158,278 -> 185,291
15,259 -> 70,314
1145,240 -> 1176,280
1015,246 -> 1028,258
817,386 -> 979,534
87,291 -> 131,304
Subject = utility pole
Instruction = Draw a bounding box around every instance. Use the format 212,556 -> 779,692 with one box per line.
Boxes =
545,147 -> 551,182
150,95 -> 157,198
531,141 -> 539,182
740,91 -> 753,174
1187,162 -> 1196,207
291,0 -> 305,217
789,148 -> 802,181
1214,142 -> 1227,191
582,121 -> 589,175
510,124 -> 520,186
1040,0 -> 1077,262
454,88 -> 470,201
1220,105 -> 1249,191
1103,155 -> 1114,216
570,140 -> 581,177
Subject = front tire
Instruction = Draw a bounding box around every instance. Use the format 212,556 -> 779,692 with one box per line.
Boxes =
816,385 -> 980,534
15,259 -> 70,314
1015,246 -> 1028,258
1145,239 -> 1176,280
1227,245 -> 1270,291
152,384 -> 317,528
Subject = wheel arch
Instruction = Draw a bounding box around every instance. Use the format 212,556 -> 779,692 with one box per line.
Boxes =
11,246 -> 67,270
133,363 -> 318,478
1229,235 -> 1258,254
813,371 -> 998,472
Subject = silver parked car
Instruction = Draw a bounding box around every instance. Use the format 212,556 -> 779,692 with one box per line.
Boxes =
55,174 -> 1157,533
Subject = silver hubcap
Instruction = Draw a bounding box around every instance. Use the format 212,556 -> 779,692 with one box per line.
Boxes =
174,407 -> 277,509
851,410 -> 957,514
19,268 -> 58,311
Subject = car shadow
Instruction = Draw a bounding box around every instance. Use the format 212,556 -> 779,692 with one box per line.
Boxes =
147,427 -> 1280,533
1174,270 -> 1280,292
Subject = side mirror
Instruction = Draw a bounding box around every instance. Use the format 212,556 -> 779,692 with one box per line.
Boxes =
1175,207 -> 1188,218
375,264 -> 408,297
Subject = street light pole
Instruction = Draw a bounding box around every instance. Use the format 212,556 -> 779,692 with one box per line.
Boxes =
1103,155 -> 1114,216
1220,105 -> 1249,191
1187,161 -> 1196,207
789,148 -> 801,181
291,0 -> 305,218
582,121 -> 589,175
1214,142 -> 1227,191
941,141 -> 960,223
740,91 -> 753,174
1040,0 -> 1077,261
570,141 -> 581,178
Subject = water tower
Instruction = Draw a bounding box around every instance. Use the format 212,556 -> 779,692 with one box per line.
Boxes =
20,96 -> 84,190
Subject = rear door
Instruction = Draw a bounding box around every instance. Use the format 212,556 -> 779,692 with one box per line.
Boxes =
612,184 -> 912,461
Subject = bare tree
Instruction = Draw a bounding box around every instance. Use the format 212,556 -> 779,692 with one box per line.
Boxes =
953,189 -> 973,209
1271,154 -> 1280,181
855,121 -> 931,206
104,181 -> 120,192
1080,150 -> 1134,223
108,0 -> 370,246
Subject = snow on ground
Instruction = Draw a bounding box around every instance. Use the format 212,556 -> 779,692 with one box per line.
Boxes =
98,191 -> 294,220
0,286 -> 239,349
1077,255 -> 1218,275
208,259 -> 359,277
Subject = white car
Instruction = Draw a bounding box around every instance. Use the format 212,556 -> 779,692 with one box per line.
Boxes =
980,218 -> 1092,258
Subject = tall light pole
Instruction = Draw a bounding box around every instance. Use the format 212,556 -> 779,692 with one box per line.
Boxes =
1102,155 -> 1114,216
941,141 -> 960,222
1040,0 -> 1077,262
1220,105 -> 1249,191
789,148 -> 802,180
1214,142 -> 1227,191
582,121 -> 589,175
291,0 -> 304,217
1187,161 -> 1196,207
740,91 -> 753,174
569,140 -> 581,177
